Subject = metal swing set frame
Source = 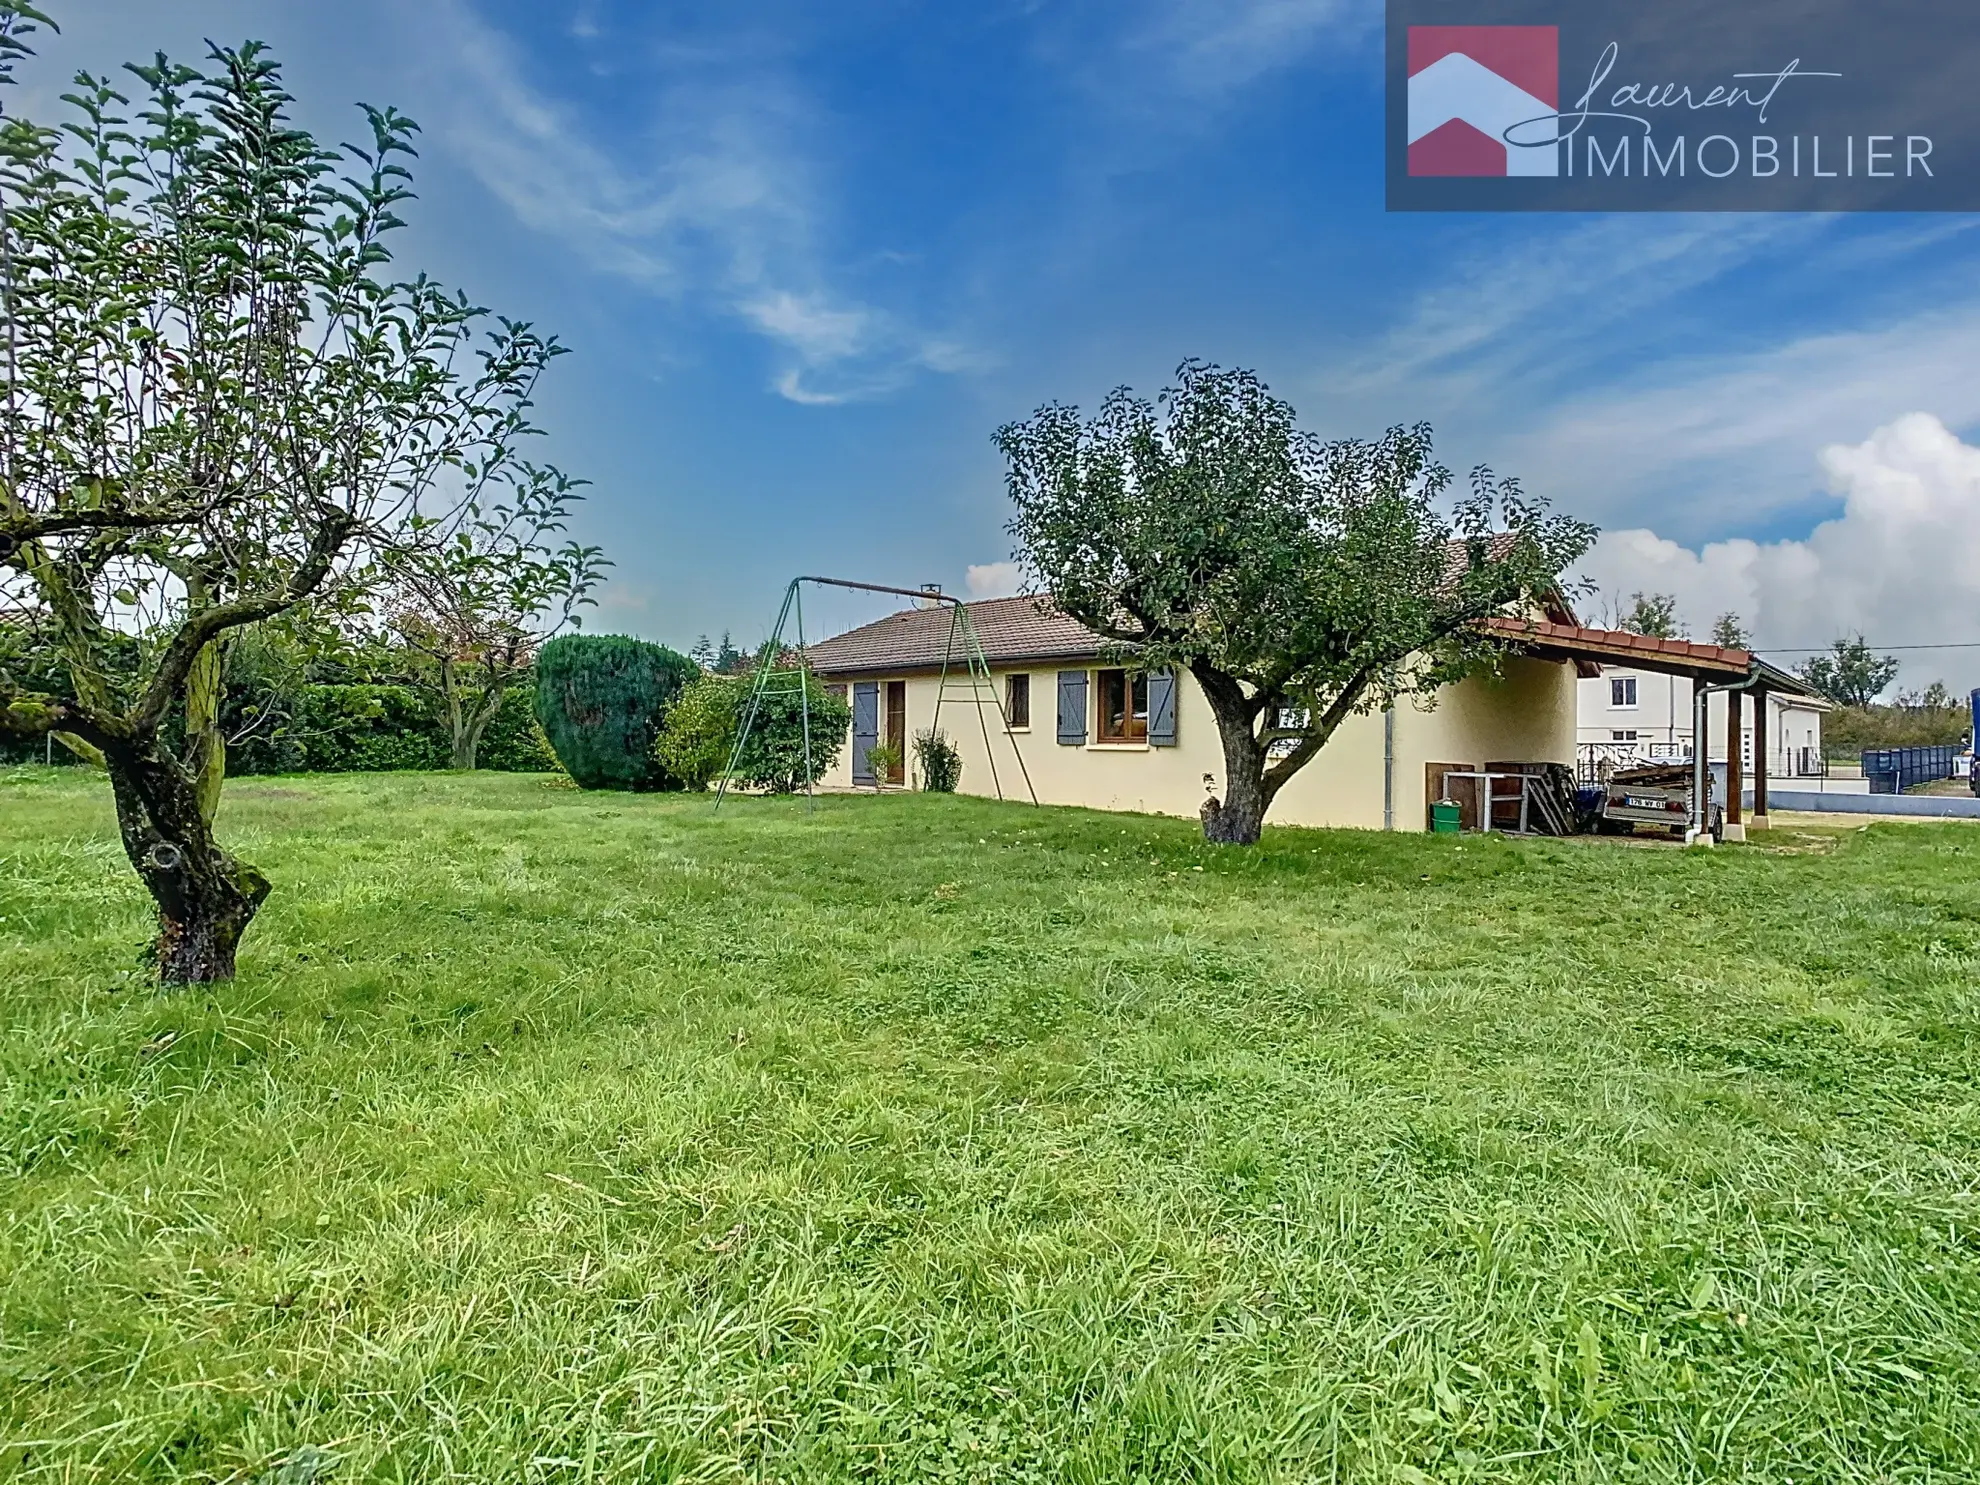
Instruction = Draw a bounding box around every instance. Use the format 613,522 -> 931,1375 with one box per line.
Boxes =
713,576 -> 1039,812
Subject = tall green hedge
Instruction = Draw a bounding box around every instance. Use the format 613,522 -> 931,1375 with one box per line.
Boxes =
227,685 -> 557,776
534,634 -> 698,790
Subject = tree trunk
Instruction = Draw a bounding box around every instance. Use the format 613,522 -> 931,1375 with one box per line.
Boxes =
449,681 -> 508,770
105,740 -> 270,984
1197,676 -> 1272,845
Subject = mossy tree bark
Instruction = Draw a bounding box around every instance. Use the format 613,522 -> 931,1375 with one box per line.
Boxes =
105,735 -> 269,984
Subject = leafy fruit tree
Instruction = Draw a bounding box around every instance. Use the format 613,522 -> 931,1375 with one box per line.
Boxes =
997,361 -> 1596,845
386,466 -> 606,770
656,669 -> 850,794
653,672 -> 740,790
1797,636 -> 1900,708
0,16 -> 579,981
1711,612 -> 1752,650
1618,591 -> 1682,639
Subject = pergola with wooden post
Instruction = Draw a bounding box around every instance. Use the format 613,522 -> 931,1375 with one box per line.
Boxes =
1478,617 -> 1825,841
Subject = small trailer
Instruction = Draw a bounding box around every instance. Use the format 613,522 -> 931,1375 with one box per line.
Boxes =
1599,762 -> 1723,842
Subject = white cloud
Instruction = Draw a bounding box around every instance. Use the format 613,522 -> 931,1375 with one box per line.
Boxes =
742,291 -> 874,363
1581,413 -> 1980,693
965,561 -> 1024,600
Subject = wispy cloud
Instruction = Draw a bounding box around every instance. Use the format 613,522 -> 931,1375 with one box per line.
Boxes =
413,0 -> 969,404
1118,0 -> 1377,98
1335,216 -> 1823,401
1321,208 -> 1980,549
1510,298 -> 1980,535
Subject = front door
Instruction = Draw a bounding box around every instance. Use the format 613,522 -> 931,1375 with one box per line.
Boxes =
884,680 -> 907,784
852,682 -> 879,784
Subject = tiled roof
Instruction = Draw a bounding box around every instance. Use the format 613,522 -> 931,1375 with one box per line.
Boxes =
1478,615 -> 1754,672
803,540 -> 1583,678
803,595 -> 1115,676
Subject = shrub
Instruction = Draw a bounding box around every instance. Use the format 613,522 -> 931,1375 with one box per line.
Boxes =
862,741 -> 902,791
655,674 -> 743,791
1824,702 -> 1971,758
914,728 -> 962,792
293,685 -> 448,773
476,688 -> 562,773
534,635 -> 698,790
732,672 -> 851,794
226,681 -> 556,776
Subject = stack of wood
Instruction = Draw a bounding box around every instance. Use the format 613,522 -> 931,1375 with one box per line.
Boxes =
1486,760 -> 1584,836
1610,762 -> 1694,789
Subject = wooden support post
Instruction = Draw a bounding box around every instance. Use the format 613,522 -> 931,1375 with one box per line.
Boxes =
1751,686 -> 1770,830
1724,687 -> 1746,842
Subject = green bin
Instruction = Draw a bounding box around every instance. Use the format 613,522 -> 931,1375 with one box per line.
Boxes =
1429,800 -> 1461,835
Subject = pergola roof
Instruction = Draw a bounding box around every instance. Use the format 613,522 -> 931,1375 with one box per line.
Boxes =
1477,616 -> 1825,698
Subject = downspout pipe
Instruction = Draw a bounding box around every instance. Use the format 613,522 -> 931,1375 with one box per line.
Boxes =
1689,668 -> 1764,845
1383,703 -> 1395,831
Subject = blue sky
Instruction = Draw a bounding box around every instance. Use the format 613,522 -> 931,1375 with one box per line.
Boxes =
30,1 -> 1980,686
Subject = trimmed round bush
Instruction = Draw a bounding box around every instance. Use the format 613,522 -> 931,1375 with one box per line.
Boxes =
533,634 -> 698,790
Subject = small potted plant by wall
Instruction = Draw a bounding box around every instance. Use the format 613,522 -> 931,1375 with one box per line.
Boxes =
863,742 -> 902,792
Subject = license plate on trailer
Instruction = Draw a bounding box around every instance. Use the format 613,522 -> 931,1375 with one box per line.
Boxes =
1622,795 -> 1666,809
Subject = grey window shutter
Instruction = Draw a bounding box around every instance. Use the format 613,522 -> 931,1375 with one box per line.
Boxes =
1056,670 -> 1087,744
1148,669 -> 1178,746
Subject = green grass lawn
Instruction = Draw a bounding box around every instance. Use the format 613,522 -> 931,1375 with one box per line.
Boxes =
4,767 -> 1980,1483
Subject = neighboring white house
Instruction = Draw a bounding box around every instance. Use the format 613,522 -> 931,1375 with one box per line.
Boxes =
1578,665 -> 1830,777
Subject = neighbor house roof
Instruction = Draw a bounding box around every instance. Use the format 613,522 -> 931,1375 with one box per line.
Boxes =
804,595 -> 1111,677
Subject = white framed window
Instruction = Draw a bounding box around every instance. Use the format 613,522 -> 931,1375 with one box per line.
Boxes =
1269,706 -> 1310,761
1611,730 -> 1638,741
1004,672 -> 1030,730
1611,676 -> 1638,708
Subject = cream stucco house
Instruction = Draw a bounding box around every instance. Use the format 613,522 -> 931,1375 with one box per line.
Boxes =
803,595 -> 1585,832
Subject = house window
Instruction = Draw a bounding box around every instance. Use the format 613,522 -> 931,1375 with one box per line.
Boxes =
1005,672 -> 1030,729
1270,705 -> 1311,761
1096,668 -> 1148,742
1611,730 -> 1638,741
1611,676 -> 1638,708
